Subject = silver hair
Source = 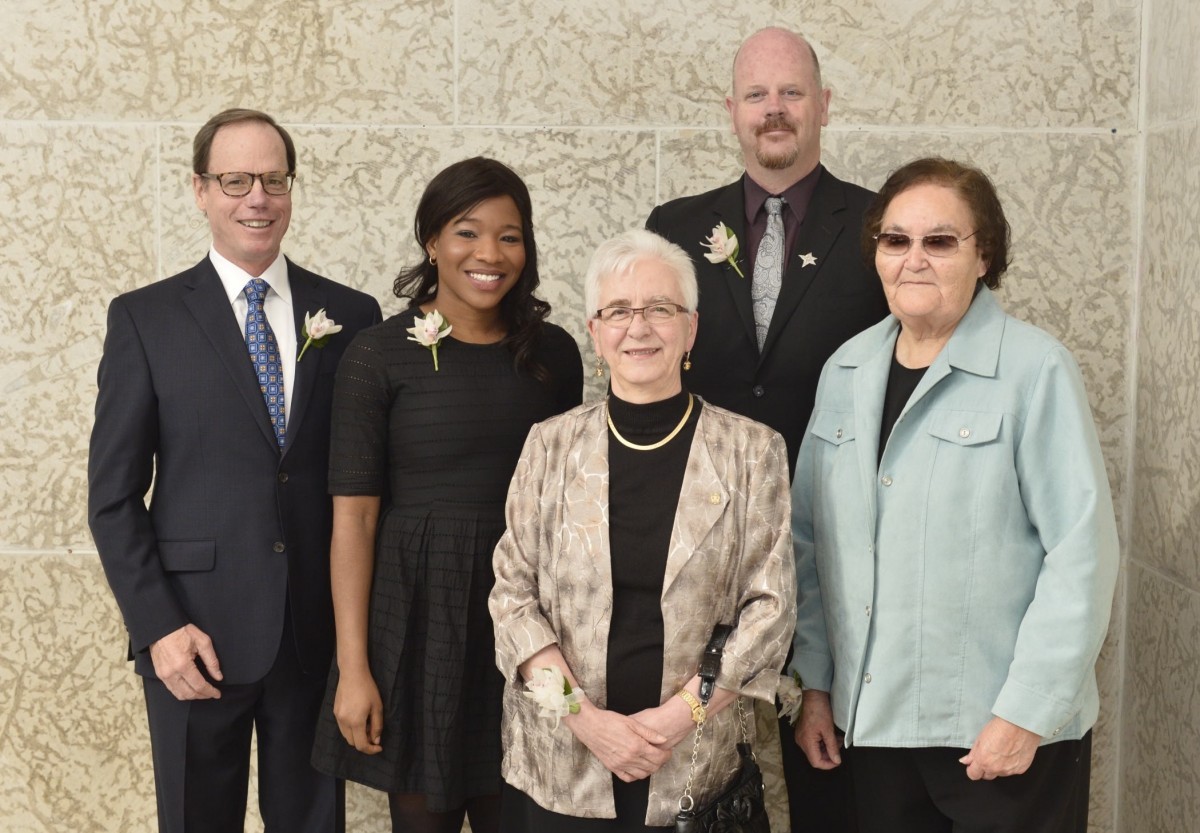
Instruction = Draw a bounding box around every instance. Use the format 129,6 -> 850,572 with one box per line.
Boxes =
583,229 -> 699,317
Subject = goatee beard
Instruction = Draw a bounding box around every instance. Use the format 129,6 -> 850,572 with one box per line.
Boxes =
754,116 -> 799,170
756,146 -> 801,170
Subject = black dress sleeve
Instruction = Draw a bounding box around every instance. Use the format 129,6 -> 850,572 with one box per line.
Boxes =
328,326 -> 391,495
541,323 -> 584,412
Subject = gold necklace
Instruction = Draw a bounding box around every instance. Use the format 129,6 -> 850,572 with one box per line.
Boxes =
607,394 -> 694,451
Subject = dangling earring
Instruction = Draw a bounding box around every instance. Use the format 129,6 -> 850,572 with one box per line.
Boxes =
429,254 -> 437,266
593,354 -> 605,378
683,351 -> 692,371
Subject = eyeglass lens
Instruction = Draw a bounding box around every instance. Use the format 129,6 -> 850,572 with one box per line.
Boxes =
599,304 -> 681,325
876,233 -> 962,257
213,172 -> 293,196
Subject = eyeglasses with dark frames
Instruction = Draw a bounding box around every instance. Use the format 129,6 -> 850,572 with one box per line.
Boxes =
873,231 -> 977,258
199,171 -> 295,197
595,303 -> 689,327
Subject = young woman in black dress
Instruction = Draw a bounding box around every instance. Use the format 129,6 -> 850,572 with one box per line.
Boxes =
311,157 -> 583,833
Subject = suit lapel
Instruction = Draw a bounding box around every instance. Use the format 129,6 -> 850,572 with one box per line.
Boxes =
760,168 -> 847,361
662,408 -> 728,597
182,259 -> 279,452
284,261 -> 327,455
706,182 -> 757,348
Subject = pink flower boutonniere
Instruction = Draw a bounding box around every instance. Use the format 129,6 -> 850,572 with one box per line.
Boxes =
297,308 -> 343,362
701,222 -> 745,278
406,309 -> 452,371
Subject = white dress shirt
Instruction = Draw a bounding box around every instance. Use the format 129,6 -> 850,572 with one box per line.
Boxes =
209,248 -> 297,425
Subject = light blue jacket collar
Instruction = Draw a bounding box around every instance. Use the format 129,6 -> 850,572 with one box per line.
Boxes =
836,288 -> 1008,528
836,287 -> 1005,378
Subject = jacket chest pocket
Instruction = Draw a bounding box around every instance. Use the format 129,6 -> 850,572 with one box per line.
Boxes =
808,411 -> 859,503
810,410 -> 855,447
926,411 -> 1003,447
924,411 -> 1006,501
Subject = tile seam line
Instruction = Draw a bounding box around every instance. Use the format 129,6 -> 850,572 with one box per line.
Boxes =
1114,3 -> 1154,829
155,122 -> 162,289
1127,557 -> 1199,596
452,0 -> 460,124
0,119 -> 1132,136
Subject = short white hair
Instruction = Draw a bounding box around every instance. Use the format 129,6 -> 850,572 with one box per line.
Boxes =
583,229 -> 699,317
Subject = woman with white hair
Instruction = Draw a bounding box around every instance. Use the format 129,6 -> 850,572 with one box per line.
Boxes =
489,228 -> 796,830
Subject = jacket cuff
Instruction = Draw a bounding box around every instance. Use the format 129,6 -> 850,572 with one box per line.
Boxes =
790,649 -> 834,692
991,677 -> 1081,739
717,655 -> 778,703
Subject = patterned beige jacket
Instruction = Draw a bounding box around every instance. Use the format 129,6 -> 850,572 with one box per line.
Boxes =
490,399 -> 796,825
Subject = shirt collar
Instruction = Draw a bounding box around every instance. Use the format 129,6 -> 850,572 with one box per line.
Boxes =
210,248 -> 292,306
743,165 -> 823,225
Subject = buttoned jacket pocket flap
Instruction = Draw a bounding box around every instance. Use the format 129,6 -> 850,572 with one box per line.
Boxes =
810,412 -> 855,446
927,411 -> 1003,446
159,540 -> 216,572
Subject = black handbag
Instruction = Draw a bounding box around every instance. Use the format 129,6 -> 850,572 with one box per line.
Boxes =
674,625 -> 770,833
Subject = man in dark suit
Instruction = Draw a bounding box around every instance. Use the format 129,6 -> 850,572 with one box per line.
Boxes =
646,28 -> 888,832
647,27 -> 888,473
88,108 -> 382,833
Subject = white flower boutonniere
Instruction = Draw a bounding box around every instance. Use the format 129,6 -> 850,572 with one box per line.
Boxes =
297,309 -> 343,362
701,222 -> 745,278
524,666 -> 584,729
777,670 -> 804,725
406,309 -> 452,371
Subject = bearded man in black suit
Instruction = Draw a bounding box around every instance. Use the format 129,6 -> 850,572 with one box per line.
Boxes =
646,28 -> 888,832
88,108 -> 381,833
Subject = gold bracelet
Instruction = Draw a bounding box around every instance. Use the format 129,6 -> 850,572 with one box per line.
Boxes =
677,690 -> 707,724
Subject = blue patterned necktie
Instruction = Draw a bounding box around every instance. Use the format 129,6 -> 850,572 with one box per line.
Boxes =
243,278 -> 286,448
752,196 -> 785,351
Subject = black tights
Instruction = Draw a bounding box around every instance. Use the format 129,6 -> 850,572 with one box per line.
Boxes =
388,792 -> 500,833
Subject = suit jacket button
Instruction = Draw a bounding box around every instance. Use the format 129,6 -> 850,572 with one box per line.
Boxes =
752,385 -> 765,398
273,541 -> 286,553
277,472 -> 289,483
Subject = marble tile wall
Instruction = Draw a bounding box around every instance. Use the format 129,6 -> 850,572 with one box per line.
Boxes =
1124,0 -> 1200,829
0,0 -> 1163,830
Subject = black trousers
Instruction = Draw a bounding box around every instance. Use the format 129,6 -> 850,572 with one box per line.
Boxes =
778,715 -> 858,832
499,778 -> 671,832
846,733 -> 1091,833
141,616 -> 343,833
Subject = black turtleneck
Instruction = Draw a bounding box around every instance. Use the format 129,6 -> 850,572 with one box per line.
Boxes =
604,388 -> 701,718
878,354 -> 928,464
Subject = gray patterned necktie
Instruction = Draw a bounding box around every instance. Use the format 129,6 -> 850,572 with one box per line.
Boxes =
752,196 -> 785,351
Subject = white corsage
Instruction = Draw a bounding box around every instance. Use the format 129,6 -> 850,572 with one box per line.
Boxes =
701,222 -> 745,278
524,666 -> 584,728
406,309 -> 452,371
777,671 -> 804,725
297,308 -> 343,361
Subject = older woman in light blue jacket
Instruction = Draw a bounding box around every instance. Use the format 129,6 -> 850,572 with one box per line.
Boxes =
790,158 -> 1119,833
